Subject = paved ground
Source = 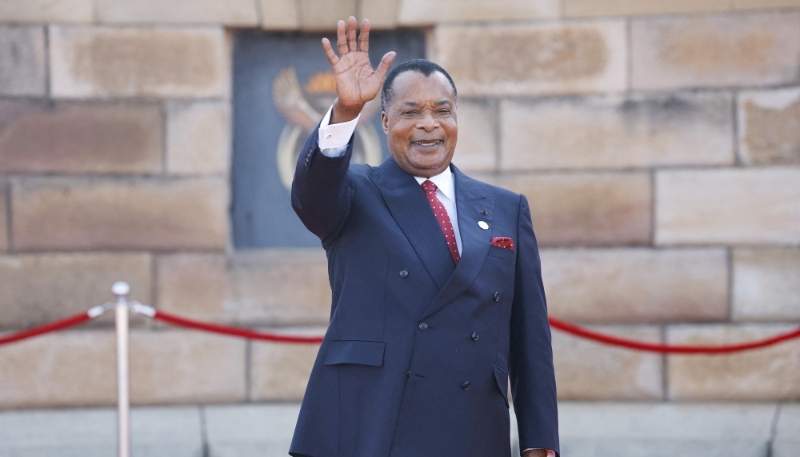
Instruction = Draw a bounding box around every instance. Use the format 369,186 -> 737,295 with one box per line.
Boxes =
0,402 -> 797,457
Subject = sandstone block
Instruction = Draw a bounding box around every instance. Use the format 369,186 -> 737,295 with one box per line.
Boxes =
157,250 -> 331,327
0,253 -> 151,329
360,0 -> 399,29
0,101 -> 163,174
733,248 -> 800,322
399,0 -> 558,24
501,92 -> 734,171
738,87 -> 800,165
434,21 -> 626,96
166,101 -> 231,176
259,0 -> 299,30
12,178 -> 228,252
95,0 -> 257,25
553,325 -> 663,400
735,0 -> 800,9
495,172 -> 651,247
565,0 -> 731,17
129,330 -> 246,404
0,27 -> 46,96
0,183 -> 7,252
0,0 -> 92,23
631,12 -> 800,90
50,26 -> 229,99
540,248 -> 729,323
249,327 -> 324,401
655,168 -> 800,245
668,324 -> 800,400
299,0 -> 357,31
452,99 -> 497,173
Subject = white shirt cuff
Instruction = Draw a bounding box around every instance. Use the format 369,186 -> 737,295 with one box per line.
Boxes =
318,105 -> 360,157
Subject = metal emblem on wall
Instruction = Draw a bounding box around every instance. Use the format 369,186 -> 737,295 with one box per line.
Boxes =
232,30 -> 426,248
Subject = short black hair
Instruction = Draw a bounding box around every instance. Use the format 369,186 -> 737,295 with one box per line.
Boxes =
381,59 -> 458,112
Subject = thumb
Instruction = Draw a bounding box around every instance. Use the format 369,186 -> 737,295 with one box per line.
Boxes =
374,51 -> 396,80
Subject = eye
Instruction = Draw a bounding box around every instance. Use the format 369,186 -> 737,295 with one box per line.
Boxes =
401,110 -> 419,116
437,109 -> 451,115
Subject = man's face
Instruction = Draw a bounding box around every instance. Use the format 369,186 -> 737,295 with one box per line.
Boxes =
381,71 -> 458,178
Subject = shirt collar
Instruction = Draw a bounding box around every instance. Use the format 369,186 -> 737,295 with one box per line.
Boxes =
414,167 -> 455,202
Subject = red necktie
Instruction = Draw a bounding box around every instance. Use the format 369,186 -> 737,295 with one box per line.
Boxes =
421,180 -> 460,265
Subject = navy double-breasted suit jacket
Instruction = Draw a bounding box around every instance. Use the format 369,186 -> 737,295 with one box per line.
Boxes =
289,130 -> 559,457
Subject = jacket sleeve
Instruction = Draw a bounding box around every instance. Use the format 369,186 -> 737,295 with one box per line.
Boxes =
290,128 -> 355,246
509,194 -> 560,456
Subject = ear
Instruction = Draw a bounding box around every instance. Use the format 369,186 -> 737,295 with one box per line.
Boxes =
381,112 -> 389,134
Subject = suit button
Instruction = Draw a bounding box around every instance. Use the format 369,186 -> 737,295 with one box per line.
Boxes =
399,269 -> 409,278
493,292 -> 501,302
418,323 -> 428,331
462,381 -> 471,391
471,332 -> 479,341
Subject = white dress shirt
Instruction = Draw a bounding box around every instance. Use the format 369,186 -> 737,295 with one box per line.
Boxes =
317,105 -> 553,457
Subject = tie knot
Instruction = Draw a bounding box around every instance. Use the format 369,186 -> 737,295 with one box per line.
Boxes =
421,180 -> 437,194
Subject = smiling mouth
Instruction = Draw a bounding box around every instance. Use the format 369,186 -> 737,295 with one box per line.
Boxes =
412,140 -> 443,147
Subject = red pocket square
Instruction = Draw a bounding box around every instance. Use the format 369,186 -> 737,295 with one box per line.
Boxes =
490,236 -> 515,251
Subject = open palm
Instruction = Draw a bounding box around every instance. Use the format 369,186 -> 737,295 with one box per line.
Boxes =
322,17 -> 396,118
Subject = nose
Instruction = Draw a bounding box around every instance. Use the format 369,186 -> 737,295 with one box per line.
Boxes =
416,111 -> 438,131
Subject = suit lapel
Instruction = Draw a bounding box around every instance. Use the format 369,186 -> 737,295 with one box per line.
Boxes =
420,166 -> 495,320
372,158 -> 456,290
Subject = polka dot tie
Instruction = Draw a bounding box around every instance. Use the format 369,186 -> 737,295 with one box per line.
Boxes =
421,180 -> 460,265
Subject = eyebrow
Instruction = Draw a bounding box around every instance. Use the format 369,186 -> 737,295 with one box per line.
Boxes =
400,99 -> 453,107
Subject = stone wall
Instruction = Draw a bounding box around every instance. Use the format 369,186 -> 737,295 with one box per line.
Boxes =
0,0 -> 799,408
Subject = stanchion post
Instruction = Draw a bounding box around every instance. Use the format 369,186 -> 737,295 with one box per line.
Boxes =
112,281 -> 131,457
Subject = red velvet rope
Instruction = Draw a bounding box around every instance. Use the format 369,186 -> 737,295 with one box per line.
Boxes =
0,312 -> 93,346
3,307 -> 800,355
547,317 -> 800,354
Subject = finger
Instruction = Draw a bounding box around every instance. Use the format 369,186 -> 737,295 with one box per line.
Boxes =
321,38 -> 339,66
336,20 -> 347,56
347,16 -> 357,52
374,51 -> 397,80
358,18 -> 370,53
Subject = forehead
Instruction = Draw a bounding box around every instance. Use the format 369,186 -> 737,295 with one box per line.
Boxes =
389,71 -> 455,106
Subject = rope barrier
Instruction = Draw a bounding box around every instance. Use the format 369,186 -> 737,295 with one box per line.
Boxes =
2,301 -> 800,354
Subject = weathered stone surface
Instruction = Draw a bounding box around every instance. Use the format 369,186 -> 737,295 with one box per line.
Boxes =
554,325 -> 663,400
0,253 -> 152,329
50,26 -> 229,99
95,0 -> 258,25
299,0 -> 357,31
0,101 -> 163,174
656,168 -> 800,245
668,324 -> 800,400
559,402 -> 777,456
565,0 -> 730,17
453,99 -> 497,173
400,0 -> 558,24
434,21 -> 627,96
738,87 -> 800,165
733,248 -> 800,322
166,101 -> 230,176
259,0 -> 299,30
540,248 -> 729,323
774,404 -> 800,457
735,0 -> 800,9
249,327 -> 324,401
12,178 -> 228,252
0,27 -> 46,96
130,331 -> 246,404
0,0 -> 92,23
360,0 -> 399,29
495,172 -> 651,247
501,92 -> 734,171
631,12 -> 800,90
205,404 -> 301,456
157,250 -> 331,327
0,183 -> 7,252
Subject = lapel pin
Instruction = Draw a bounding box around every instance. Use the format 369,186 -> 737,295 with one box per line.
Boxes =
478,221 -> 489,230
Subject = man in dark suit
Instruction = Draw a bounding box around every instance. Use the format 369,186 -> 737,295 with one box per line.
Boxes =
289,17 -> 559,457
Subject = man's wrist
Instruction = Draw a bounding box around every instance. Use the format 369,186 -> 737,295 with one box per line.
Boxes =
331,98 -> 364,124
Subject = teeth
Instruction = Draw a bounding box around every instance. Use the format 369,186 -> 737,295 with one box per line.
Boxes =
415,141 -> 439,146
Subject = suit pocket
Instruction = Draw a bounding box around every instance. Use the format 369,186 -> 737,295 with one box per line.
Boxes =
487,245 -> 516,262
493,365 -> 510,408
323,340 -> 386,367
